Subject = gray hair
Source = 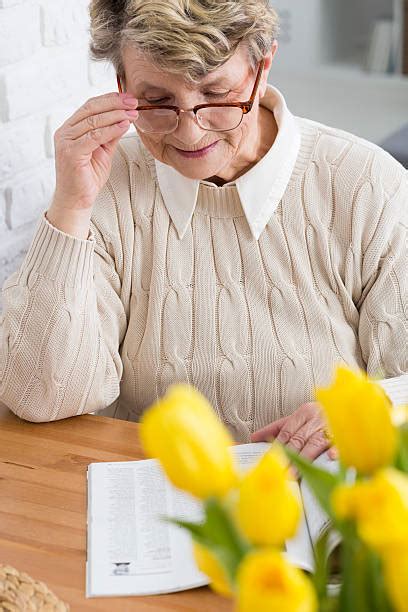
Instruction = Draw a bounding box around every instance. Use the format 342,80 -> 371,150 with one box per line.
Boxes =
89,0 -> 279,84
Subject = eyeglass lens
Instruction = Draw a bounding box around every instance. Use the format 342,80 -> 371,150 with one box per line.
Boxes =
135,106 -> 244,134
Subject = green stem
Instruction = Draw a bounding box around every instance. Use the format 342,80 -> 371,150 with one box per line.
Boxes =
339,526 -> 393,612
312,531 -> 329,602
366,551 -> 393,612
339,529 -> 370,612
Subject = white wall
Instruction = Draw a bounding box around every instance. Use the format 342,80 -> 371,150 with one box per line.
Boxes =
331,0 -> 394,60
0,0 -> 116,307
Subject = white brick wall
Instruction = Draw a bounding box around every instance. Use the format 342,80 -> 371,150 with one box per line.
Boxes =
0,0 -> 117,309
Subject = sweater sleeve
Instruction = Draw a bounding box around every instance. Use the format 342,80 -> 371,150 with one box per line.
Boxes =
357,161 -> 408,404
0,210 -> 127,422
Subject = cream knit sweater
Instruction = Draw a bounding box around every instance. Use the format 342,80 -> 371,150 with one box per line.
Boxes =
1,91 -> 407,442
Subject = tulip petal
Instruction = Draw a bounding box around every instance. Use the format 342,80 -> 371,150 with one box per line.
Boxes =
316,366 -> 397,474
140,384 -> 238,498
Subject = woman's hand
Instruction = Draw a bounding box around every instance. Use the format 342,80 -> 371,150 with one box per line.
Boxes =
52,92 -> 139,211
251,402 -> 338,461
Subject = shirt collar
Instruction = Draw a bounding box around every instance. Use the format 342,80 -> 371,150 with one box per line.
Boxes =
155,85 -> 301,240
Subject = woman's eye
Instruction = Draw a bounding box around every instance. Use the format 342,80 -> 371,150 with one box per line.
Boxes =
146,97 -> 170,104
205,91 -> 229,98
144,91 -> 230,104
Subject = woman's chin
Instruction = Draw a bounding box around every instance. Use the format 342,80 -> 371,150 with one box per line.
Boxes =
168,155 -> 227,180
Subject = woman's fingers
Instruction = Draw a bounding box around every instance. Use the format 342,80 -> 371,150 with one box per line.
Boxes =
299,429 -> 331,461
251,402 -> 335,462
251,403 -> 317,443
251,403 -> 336,462
283,416 -> 321,452
62,120 -> 132,158
275,409 -> 310,445
274,402 -> 321,447
250,416 -> 288,442
63,92 -> 137,129
67,108 -> 138,141
57,92 -> 139,156
328,446 -> 339,460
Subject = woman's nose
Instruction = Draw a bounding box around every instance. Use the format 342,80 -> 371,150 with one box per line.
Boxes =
173,109 -> 205,144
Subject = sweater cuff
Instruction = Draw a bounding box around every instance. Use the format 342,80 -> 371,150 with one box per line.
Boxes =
377,374 -> 408,407
17,212 -> 95,289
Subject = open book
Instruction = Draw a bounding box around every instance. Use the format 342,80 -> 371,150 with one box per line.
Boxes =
86,443 -> 339,598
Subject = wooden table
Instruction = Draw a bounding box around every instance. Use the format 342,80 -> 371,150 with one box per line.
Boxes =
0,402 -> 233,611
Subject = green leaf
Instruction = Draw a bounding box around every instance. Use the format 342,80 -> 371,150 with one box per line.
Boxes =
204,499 -> 248,550
166,517 -> 207,540
284,447 -> 342,518
394,424 -> 408,474
165,498 -> 251,586
202,498 -> 251,582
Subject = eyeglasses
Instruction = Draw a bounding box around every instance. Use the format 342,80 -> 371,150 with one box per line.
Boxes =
116,59 -> 264,134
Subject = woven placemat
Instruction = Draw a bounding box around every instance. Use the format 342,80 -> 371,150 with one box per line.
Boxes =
0,565 -> 69,611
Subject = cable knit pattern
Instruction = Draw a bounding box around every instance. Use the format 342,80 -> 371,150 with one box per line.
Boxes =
0,117 -> 407,442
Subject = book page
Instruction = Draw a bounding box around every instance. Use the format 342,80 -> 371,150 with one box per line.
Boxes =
87,442 -> 324,597
300,451 -> 342,585
86,459 -> 208,597
232,442 -> 271,470
284,481 -> 315,573
277,452 -> 341,576
377,374 -> 408,407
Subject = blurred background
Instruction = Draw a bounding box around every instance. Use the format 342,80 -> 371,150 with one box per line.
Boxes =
0,0 -> 407,306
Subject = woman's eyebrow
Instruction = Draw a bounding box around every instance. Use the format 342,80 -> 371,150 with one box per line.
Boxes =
202,71 -> 249,90
134,74 -> 243,92
199,76 -> 233,88
136,81 -> 170,92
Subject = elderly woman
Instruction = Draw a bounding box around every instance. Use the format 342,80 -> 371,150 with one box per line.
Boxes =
1,0 -> 407,460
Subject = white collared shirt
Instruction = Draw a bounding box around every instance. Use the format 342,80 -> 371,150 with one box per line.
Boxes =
155,85 -> 301,240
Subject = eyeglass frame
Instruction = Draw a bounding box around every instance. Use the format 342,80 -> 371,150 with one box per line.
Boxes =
116,58 -> 265,133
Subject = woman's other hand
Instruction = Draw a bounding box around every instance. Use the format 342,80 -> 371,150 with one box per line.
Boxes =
251,402 -> 338,461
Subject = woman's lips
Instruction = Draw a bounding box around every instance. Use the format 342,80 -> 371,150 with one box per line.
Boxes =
174,141 -> 219,159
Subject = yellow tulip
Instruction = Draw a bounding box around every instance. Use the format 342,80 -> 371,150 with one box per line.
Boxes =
236,446 -> 301,547
237,549 -> 317,612
193,542 -> 233,597
382,546 -> 408,612
316,366 -> 397,474
333,467 -> 408,612
139,384 -> 238,498
332,468 -> 408,553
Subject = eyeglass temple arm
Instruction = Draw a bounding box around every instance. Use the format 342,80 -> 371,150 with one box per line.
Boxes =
117,74 -> 124,94
248,58 -> 265,104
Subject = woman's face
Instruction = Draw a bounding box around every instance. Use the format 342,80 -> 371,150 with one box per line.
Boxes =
122,44 -> 275,182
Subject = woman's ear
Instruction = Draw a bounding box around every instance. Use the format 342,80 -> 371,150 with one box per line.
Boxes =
259,40 -> 278,97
